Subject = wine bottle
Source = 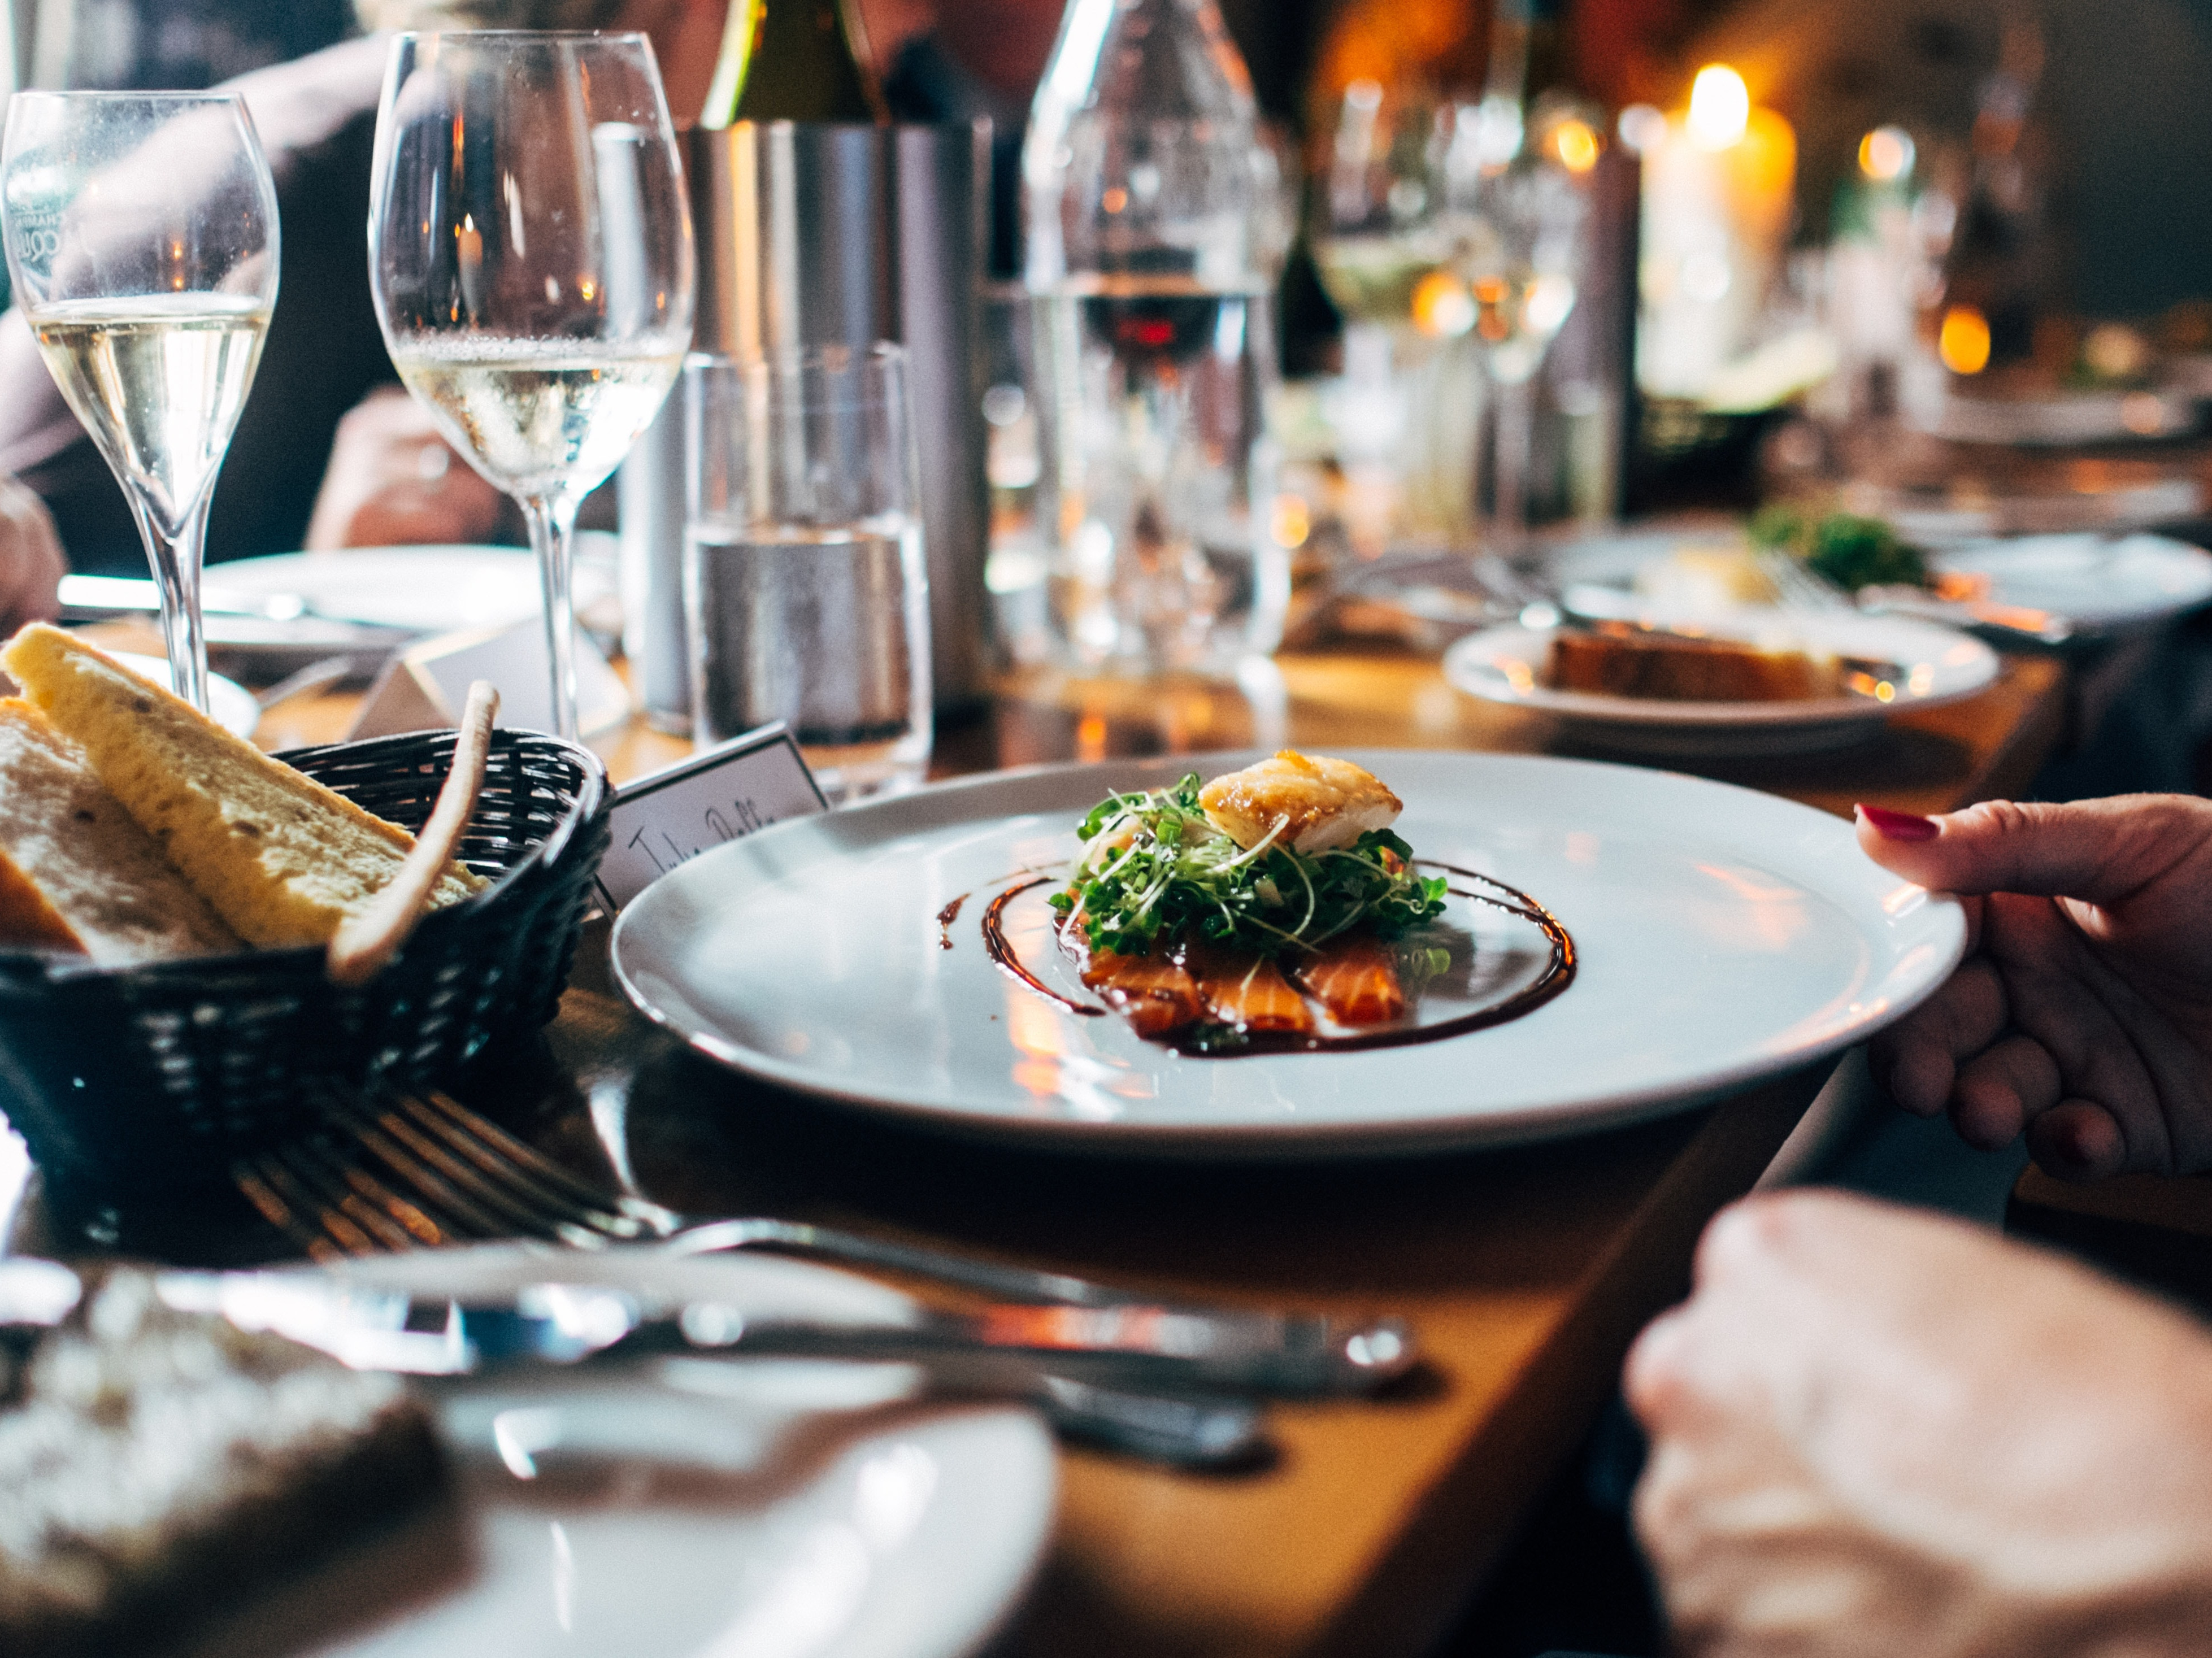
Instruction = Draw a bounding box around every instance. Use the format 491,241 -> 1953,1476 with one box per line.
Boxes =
699,0 -> 886,127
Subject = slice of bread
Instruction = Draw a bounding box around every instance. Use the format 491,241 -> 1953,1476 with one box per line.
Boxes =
0,700 -> 241,962
2,625 -> 484,949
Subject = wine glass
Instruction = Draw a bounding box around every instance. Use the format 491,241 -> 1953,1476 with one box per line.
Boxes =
1457,137 -> 1588,558
368,31 -> 694,739
1,93 -> 279,713
1310,82 -> 1486,544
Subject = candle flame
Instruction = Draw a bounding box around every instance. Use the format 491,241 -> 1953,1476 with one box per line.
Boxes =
1687,65 -> 1750,151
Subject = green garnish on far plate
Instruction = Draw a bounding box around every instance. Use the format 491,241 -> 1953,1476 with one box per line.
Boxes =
1050,774 -> 1448,960
1749,506 -> 1929,592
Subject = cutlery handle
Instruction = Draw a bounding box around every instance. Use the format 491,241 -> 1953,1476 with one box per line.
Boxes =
641,1307 -> 1416,1397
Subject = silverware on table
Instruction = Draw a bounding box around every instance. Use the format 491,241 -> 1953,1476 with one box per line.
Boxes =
231,1089 -> 1416,1466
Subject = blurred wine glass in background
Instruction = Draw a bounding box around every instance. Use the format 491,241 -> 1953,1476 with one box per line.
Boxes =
1310,80 -> 1488,550
1455,102 -> 1590,558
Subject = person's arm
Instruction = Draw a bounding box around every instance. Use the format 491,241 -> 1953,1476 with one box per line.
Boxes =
1627,1189 -> 2212,1657
1857,797 -> 2212,1179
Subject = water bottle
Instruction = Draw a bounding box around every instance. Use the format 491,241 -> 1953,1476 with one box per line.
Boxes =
1022,0 -> 1286,677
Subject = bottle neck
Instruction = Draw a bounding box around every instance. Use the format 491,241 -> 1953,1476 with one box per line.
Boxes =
700,0 -> 887,128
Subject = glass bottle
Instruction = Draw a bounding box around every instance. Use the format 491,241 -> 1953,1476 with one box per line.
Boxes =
701,0 -> 886,125
1023,0 -> 1285,676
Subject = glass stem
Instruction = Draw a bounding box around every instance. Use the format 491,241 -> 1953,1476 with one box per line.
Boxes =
1489,372 -> 1535,562
134,491 -> 213,713
522,492 -> 583,741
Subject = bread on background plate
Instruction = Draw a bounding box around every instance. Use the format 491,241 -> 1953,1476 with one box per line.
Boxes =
0,700 -> 241,963
1,625 -> 484,950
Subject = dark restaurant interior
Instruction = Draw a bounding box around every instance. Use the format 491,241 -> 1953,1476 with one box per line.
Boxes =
0,0 -> 2210,1655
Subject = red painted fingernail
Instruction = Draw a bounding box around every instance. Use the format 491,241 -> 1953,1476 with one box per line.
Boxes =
1857,804 -> 1939,842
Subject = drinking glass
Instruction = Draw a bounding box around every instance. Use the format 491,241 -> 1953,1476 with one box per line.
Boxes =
1310,82 -> 1490,546
1459,144 -> 1587,555
684,346 -> 932,802
1,93 -> 278,713
368,31 -> 694,739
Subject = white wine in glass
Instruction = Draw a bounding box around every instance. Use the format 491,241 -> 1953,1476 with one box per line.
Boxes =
2,95 -> 279,713
370,31 -> 695,739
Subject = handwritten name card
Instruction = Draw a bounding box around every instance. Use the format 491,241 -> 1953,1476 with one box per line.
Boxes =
596,723 -> 828,910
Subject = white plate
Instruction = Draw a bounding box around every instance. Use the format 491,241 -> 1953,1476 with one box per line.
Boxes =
187,1246 -> 1056,1658
1932,533 -> 2212,633
1915,385 -> 2199,446
211,547 -> 618,637
609,751 -> 1966,1157
114,651 -> 260,740
1441,615 -> 2000,758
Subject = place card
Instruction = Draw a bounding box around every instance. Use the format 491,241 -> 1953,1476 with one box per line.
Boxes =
350,619 -> 631,740
596,723 -> 829,910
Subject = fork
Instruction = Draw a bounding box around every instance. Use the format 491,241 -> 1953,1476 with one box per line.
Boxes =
1751,549 -> 1856,614
231,1091 -> 1410,1464
238,1090 -> 1305,1320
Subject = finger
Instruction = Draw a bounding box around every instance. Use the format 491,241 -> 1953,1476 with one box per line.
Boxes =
1623,1305 -> 1696,1428
1869,957 -> 2009,1115
2026,1100 -> 2130,1182
1948,1032 -> 2063,1150
1856,796 -> 2212,908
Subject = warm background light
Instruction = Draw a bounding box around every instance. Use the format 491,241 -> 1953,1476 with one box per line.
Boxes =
1687,64 -> 1750,150
1939,304 -> 1993,375
1857,125 -> 1915,182
1616,103 -> 1667,154
1552,118 -> 1601,173
1410,269 -> 1476,338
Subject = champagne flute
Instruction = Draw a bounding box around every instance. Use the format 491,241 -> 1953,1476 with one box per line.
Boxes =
368,31 -> 694,739
1,93 -> 278,713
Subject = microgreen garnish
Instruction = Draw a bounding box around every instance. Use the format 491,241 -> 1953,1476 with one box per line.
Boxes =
1050,774 -> 1448,958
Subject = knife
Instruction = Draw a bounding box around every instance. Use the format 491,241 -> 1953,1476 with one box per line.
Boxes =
0,1261 -> 1276,1468
149,1271 -> 1415,1398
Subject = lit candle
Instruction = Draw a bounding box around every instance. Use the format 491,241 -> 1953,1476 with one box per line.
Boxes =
1632,65 -> 1798,401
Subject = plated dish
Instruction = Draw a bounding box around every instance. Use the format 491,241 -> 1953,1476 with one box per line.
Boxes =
611,750 -> 1966,1157
1442,612 -> 2000,758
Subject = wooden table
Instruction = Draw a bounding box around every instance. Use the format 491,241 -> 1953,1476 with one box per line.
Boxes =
11,634 -> 2073,1658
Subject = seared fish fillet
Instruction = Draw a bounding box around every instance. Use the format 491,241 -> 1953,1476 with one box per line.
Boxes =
1198,751 -> 1403,853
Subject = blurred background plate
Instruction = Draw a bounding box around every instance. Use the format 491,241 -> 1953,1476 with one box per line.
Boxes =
1930,533 -> 2212,633
1441,613 -> 1999,758
211,547 -> 616,636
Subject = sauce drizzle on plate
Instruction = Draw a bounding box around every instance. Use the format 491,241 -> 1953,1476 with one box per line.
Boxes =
980,863 -> 1576,1053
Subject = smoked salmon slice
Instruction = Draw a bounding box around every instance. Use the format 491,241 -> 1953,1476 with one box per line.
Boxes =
1179,941 -> 1315,1034
1290,934 -> 1406,1026
1079,947 -> 1205,1036
1061,910 -> 1204,1035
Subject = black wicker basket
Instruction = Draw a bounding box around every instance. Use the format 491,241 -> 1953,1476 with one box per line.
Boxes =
0,728 -> 611,1190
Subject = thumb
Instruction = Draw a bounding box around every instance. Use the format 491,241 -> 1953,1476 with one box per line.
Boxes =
1855,795 -> 2212,907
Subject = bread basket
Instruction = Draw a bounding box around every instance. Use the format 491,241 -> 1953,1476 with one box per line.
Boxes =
0,727 -> 611,1190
